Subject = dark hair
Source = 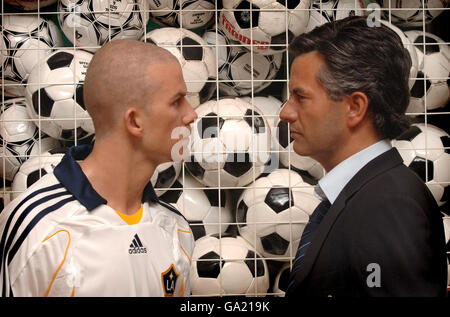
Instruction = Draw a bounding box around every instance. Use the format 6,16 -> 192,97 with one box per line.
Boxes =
289,16 -> 412,139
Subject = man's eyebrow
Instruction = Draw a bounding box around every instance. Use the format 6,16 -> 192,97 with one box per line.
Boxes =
292,86 -> 309,96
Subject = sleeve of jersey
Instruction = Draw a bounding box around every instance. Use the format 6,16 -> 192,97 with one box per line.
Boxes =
9,229 -> 75,297
176,220 -> 195,297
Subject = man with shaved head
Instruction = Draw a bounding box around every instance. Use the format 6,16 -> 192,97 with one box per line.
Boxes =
0,39 -> 198,297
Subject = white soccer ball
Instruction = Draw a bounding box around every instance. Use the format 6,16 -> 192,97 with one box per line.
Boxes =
25,49 -> 95,141
405,31 -> 450,113
159,173 -> 233,240
0,15 -> 63,97
190,233 -> 270,296
5,0 -> 57,10
242,95 -> 283,134
236,168 -> 320,260
380,20 -> 419,91
148,0 -> 215,29
203,26 -> 283,97
58,0 -> 149,52
185,98 -> 272,187
392,123 -> 450,207
151,161 -> 182,196
0,98 -> 60,181
380,0 -> 446,26
306,0 -> 365,32
11,150 -> 64,199
141,27 -> 216,108
275,116 -> 325,183
220,0 -> 310,55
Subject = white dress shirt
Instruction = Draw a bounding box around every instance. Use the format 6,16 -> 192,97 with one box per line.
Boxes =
316,139 -> 392,204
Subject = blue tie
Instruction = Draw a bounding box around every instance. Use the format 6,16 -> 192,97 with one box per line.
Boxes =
287,198 -> 331,291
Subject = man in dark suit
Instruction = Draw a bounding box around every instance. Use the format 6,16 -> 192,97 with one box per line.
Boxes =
280,16 -> 447,297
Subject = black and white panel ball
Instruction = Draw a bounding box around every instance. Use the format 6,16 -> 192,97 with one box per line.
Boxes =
159,173 -> 233,240
25,49 -> 95,142
0,98 -> 60,181
151,161 -> 181,197
190,233 -> 270,296
1,15 -> 63,97
220,0 -> 310,55
392,123 -> 450,208
379,0 -> 446,27
186,98 -> 272,187
148,0 -> 215,29
58,0 -> 149,52
141,27 -> 216,108
236,168 -> 320,260
405,31 -> 450,113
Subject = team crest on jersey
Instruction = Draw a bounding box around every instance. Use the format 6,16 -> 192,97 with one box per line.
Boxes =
161,264 -> 179,297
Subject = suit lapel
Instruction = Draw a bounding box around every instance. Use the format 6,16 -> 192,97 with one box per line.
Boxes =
288,148 -> 404,293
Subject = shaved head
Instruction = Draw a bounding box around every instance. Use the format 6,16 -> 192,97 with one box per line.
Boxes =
83,39 -> 179,137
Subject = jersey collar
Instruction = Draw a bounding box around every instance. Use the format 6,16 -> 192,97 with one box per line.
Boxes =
54,144 -> 159,211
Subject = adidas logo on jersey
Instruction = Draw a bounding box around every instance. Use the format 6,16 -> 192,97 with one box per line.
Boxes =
129,234 -> 147,254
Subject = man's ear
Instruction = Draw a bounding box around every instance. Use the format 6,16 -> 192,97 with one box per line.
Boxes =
124,107 -> 143,138
345,91 -> 369,129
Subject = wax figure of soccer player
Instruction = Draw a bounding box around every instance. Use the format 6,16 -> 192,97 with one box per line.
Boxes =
0,39 -> 198,296
281,16 -> 447,297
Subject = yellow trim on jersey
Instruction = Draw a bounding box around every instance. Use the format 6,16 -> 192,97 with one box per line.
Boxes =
180,278 -> 185,297
115,205 -> 143,225
177,229 -> 192,265
42,229 -> 71,297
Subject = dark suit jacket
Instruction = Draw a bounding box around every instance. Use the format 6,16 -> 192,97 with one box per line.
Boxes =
286,148 -> 447,297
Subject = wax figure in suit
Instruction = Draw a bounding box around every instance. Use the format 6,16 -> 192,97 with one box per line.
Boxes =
280,16 -> 447,297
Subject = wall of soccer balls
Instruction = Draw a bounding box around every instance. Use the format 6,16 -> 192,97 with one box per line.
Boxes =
1,0 -> 449,296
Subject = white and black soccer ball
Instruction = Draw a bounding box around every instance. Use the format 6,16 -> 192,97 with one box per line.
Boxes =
272,262 -> 290,297
379,0 -> 446,26
185,98 -> 272,187
306,0 -> 365,32
0,98 -> 60,181
405,31 -> 450,113
242,95 -> 283,136
392,123 -> 450,207
4,0 -> 57,10
275,117 -> 325,183
190,233 -> 270,296
11,150 -> 64,199
159,173 -> 233,240
25,49 -> 95,141
141,27 -> 216,108
380,20 -> 419,91
0,15 -> 63,97
148,0 -> 215,29
203,26 -> 283,97
236,168 -> 320,260
220,0 -> 310,55
151,161 -> 182,196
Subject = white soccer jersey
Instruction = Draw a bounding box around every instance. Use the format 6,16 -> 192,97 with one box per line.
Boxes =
0,145 -> 195,297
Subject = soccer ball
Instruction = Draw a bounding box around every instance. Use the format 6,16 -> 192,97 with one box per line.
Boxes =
4,0 -> 57,10
203,26 -> 283,97
148,0 -> 215,29
11,150 -> 64,199
159,173 -> 233,240
220,0 -> 310,55
185,98 -> 272,187
58,0 -> 149,52
272,262 -> 290,296
379,0 -> 446,26
392,123 -> 450,207
306,0 -> 365,32
236,168 -> 320,260
275,117 -> 325,183
151,161 -> 182,196
141,27 -> 216,109
25,49 -> 95,141
0,15 -> 63,97
0,98 -> 60,181
405,31 -> 450,113
190,233 -> 270,296
379,20 -> 419,91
